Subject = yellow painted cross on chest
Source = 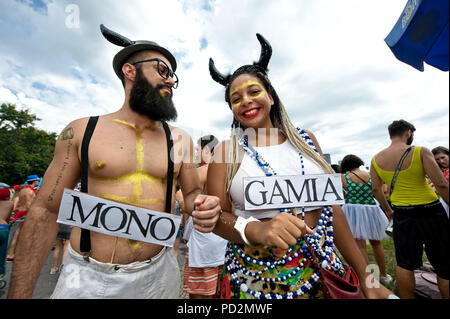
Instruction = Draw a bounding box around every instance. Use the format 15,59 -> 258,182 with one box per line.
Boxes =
91,119 -> 165,207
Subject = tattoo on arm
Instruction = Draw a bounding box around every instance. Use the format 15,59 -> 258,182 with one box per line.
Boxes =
58,127 -> 74,140
48,140 -> 72,202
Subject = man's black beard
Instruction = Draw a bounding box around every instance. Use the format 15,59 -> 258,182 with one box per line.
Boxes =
407,136 -> 414,145
129,68 -> 177,122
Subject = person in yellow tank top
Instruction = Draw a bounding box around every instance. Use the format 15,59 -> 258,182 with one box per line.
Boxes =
370,120 -> 449,299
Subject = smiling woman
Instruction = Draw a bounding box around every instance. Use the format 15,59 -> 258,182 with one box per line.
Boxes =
432,146 -> 449,216
206,33 -> 396,300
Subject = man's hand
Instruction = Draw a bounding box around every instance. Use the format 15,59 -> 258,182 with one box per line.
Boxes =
192,194 -> 221,233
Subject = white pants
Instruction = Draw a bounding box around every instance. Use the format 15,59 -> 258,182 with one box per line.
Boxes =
51,243 -> 181,299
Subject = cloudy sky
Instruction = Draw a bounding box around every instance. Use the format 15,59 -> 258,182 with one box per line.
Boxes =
1,0 -> 448,168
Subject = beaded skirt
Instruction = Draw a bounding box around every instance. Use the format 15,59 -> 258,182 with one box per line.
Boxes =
218,240 -> 345,299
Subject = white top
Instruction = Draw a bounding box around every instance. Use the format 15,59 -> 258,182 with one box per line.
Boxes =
185,216 -> 228,267
229,139 -> 325,220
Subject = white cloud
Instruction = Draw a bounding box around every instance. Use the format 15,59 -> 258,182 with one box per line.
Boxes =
0,87 -> 19,105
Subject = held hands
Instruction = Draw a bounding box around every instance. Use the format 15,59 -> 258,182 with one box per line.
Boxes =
387,210 -> 394,221
192,194 -> 221,233
246,212 -> 314,249
383,206 -> 394,221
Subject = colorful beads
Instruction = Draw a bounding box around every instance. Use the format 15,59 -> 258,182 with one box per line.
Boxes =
229,128 -> 343,299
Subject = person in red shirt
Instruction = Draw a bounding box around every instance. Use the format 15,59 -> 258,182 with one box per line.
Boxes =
1,188 -> 14,289
432,146 -> 449,183
432,146 -> 449,217
6,182 -> 36,261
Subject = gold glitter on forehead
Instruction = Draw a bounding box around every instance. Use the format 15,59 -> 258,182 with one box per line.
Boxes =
230,81 -> 267,107
230,80 -> 263,95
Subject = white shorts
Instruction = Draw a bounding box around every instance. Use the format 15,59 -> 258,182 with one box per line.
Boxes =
51,243 -> 181,299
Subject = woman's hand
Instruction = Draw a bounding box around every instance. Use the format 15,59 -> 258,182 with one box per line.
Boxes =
246,212 -> 314,249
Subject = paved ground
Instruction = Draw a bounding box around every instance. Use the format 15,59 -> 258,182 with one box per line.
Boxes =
1,223 -> 188,299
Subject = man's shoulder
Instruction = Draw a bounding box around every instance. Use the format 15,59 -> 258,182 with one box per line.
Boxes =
64,116 -> 92,128
415,145 -> 426,152
58,115 -> 115,143
19,186 -> 35,195
372,152 -> 381,161
58,117 -> 92,139
373,147 -> 391,159
65,115 -> 114,128
371,149 -> 389,170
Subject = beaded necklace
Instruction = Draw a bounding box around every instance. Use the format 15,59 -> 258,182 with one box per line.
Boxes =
225,128 -> 343,299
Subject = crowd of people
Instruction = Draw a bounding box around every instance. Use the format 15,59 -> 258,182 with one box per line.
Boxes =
1,175 -> 75,290
0,25 -> 448,300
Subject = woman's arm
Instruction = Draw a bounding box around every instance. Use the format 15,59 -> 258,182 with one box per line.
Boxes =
176,131 -> 220,233
207,141 -> 313,249
341,174 -> 347,200
206,141 -> 245,243
332,205 -> 393,298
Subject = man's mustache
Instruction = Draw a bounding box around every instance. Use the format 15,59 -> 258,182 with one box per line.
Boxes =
156,84 -> 173,97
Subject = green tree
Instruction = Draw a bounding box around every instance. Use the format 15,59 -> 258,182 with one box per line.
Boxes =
0,103 -> 57,185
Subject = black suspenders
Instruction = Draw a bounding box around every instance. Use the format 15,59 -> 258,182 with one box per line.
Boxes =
79,117 -> 174,257
79,116 -> 99,255
162,122 -> 174,215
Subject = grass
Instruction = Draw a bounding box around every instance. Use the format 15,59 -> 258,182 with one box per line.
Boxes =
366,237 -> 397,293
365,237 -> 430,294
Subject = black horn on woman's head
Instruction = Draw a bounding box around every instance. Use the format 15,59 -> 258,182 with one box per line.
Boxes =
209,58 -> 231,86
253,33 -> 272,72
100,24 -> 134,47
209,33 -> 272,86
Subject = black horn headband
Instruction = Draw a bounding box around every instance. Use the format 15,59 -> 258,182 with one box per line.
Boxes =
100,24 -> 134,47
209,33 -> 272,87
100,24 -> 177,80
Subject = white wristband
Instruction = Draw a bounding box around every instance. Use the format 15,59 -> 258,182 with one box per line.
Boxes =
234,216 -> 260,246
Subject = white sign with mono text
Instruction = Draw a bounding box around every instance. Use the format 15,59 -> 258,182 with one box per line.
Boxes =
57,189 -> 181,247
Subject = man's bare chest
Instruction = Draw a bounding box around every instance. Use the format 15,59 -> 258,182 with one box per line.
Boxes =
82,120 -> 182,182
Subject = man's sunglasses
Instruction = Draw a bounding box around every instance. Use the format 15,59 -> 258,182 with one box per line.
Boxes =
132,58 -> 179,89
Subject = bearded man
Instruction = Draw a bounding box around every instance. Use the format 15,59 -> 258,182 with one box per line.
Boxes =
8,25 -> 221,299
371,119 -> 449,299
